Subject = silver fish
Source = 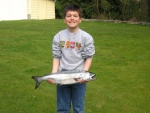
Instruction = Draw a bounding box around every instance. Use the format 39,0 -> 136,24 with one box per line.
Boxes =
31,70 -> 96,89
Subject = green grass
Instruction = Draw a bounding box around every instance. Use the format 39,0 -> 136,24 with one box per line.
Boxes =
0,19 -> 150,113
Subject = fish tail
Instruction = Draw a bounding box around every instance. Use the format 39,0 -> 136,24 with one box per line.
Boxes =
31,76 -> 41,89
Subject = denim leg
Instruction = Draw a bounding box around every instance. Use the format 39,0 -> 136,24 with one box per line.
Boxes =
72,83 -> 86,113
57,85 -> 71,113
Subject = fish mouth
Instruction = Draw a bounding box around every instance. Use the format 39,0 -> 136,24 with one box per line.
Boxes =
90,72 -> 96,78
90,73 -> 96,81
92,75 -> 95,78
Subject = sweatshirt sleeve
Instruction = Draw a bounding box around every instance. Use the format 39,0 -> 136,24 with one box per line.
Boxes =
81,35 -> 95,59
52,33 -> 62,59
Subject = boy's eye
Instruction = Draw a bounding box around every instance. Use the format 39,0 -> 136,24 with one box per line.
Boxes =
66,15 -> 71,17
66,15 -> 70,17
66,15 -> 79,18
74,15 -> 78,17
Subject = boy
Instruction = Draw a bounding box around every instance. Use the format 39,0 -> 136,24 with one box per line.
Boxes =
48,4 -> 95,113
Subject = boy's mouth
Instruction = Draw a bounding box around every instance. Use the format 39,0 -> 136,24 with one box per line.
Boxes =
69,21 -> 75,23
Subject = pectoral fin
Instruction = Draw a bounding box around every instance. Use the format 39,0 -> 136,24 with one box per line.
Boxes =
74,78 -> 81,81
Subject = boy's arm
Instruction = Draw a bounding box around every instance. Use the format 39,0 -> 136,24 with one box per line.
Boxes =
52,58 -> 60,73
80,58 -> 93,83
83,58 -> 93,71
48,58 -> 60,84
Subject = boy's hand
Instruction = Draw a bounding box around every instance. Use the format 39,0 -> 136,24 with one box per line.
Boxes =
47,79 -> 54,84
80,80 -> 87,84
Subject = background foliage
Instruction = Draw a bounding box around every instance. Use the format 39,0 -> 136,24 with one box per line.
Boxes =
55,0 -> 150,22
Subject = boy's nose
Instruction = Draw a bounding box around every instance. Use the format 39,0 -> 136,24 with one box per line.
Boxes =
71,16 -> 74,19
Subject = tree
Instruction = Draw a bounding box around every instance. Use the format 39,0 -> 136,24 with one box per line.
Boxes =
55,0 -> 149,22
119,0 -> 140,21
148,0 -> 150,22
139,0 -> 149,21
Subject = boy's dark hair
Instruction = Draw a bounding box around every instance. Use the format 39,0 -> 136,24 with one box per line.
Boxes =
63,4 -> 82,18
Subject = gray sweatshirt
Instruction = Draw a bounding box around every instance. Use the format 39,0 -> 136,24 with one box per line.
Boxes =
52,29 -> 95,71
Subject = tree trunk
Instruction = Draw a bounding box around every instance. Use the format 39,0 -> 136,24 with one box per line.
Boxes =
96,0 -> 100,18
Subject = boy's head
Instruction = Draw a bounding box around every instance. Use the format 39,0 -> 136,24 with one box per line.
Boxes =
63,4 -> 82,18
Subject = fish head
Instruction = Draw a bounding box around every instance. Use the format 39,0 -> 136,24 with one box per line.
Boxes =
84,72 -> 96,81
89,72 -> 96,78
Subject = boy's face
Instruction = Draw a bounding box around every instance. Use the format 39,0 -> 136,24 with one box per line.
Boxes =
64,11 -> 81,31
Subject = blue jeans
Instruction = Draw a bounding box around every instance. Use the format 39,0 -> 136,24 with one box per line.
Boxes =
57,83 -> 86,113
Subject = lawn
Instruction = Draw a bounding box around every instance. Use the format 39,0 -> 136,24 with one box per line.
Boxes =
0,19 -> 150,113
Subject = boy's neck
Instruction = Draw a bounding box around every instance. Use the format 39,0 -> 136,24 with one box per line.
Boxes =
67,27 -> 79,33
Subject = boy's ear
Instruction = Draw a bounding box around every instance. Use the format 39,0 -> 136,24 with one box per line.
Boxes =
64,18 -> 66,23
80,19 -> 82,23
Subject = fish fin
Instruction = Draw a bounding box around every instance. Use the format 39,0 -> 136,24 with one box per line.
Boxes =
74,78 -> 81,81
31,76 -> 41,89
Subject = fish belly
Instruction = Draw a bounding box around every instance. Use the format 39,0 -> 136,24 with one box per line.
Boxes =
52,78 -> 80,85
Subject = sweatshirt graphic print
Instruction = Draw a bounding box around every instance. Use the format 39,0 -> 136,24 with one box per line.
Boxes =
59,40 -> 82,50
